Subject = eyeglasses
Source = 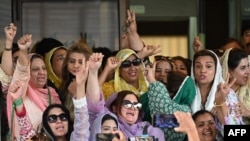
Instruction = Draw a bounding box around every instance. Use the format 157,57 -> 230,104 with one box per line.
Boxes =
122,100 -> 142,110
154,55 -> 173,62
47,113 -> 68,123
120,58 -> 141,68
154,55 -> 175,69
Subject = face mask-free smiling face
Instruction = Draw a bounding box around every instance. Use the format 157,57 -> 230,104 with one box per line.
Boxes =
174,59 -> 188,76
194,113 -> 217,141
117,94 -> 141,125
119,55 -> 141,85
155,61 -> 172,84
229,57 -> 250,87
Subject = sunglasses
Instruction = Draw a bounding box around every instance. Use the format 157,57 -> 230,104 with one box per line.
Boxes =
122,100 -> 142,111
120,58 -> 141,68
47,113 -> 68,123
154,55 -> 173,62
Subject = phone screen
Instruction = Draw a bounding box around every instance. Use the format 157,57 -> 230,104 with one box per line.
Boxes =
128,136 -> 154,141
152,114 -> 179,128
96,133 -> 119,141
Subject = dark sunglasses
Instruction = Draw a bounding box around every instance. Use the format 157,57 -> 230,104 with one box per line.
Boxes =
154,55 -> 173,62
122,100 -> 142,110
120,58 -> 141,68
47,113 -> 68,123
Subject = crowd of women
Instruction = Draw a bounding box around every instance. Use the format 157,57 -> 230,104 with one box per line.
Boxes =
1,9 -> 250,141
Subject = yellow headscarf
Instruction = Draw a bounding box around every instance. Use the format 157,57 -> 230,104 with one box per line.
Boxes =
45,46 -> 67,89
114,49 -> 148,96
220,48 -> 250,123
220,47 -> 233,80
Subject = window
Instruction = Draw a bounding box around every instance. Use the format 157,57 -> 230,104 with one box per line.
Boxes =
13,0 -> 126,50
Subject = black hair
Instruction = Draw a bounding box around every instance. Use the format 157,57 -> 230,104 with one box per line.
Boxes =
109,90 -> 143,121
42,104 -> 73,141
172,56 -> 192,76
0,82 -> 9,140
92,47 -> 112,71
166,71 -> 187,98
12,43 -> 20,55
34,38 -> 63,57
101,114 -> 118,127
241,23 -> 250,36
193,50 -> 217,68
228,48 -> 248,70
192,109 -> 215,121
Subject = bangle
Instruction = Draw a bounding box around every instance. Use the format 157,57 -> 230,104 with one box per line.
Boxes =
4,44 -> 12,51
214,101 -> 226,107
13,98 -> 23,107
15,106 -> 26,117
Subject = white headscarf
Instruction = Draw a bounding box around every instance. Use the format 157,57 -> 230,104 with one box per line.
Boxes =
190,50 -> 224,113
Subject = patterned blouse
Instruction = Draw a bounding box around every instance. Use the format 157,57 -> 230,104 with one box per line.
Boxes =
147,81 -> 191,141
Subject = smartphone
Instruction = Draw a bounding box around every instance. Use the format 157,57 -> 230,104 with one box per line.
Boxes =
152,114 -> 179,128
128,136 -> 155,141
96,133 -> 119,141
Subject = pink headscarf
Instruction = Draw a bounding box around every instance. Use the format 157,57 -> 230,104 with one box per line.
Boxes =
6,54 -> 61,139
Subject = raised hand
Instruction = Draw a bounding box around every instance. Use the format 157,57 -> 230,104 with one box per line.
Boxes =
74,59 -> 89,99
17,34 -> 32,50
98,56 -> 120,86
123,9 -> 144,52
111,130 -> 126,141
87,53 -> 103,102
236,101 -> 250,117
215,73 -> 236,105
193,36 -> 203,53
125,9 -> 137,34
4,23 -> 17,44
9,81 -> 24,101
145,61 -> 156,83
106,56 -> 120,71
75,60 -> 89,86
174,111 -> 200,141
68,79 -> 77,97
88,53 -> 104,72
212,73 -> 236,124
137,45 -> 161,59
2,23 -> 17,75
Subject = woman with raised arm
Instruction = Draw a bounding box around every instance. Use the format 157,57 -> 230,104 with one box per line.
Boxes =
101,48 -> 148,100
220,48 -> 250,124
59,42 -> 94,123
88,52 -> 165,140
6,34 -> 61,140
190,49 -> 244,140
41,56 -> 90,141
1,23 -> 17,140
